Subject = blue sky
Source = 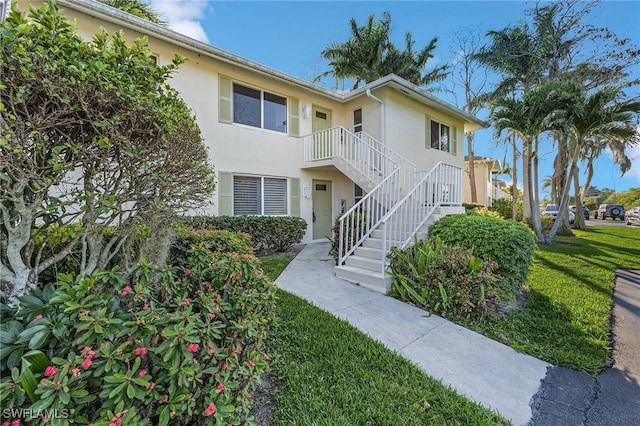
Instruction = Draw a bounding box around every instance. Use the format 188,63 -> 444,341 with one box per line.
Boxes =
147,0 -> 640,195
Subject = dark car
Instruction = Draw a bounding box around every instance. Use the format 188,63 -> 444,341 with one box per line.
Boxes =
626,207 -> 640,226
569,205 -> 590,220
596,204 -> 625,220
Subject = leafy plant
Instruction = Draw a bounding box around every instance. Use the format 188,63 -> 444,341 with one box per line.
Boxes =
327,213 -> 367,264
389,237 -> 503,321
429,214 -> 536,295
0,243 -> 276,425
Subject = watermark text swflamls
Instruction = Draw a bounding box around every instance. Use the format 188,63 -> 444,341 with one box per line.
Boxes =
2,408 -> 70,421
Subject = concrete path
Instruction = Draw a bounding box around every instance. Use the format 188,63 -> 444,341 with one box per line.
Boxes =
529,269 -> 640,425
275,242 -> 550,425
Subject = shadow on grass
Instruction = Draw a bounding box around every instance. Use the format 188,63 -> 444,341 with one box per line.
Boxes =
472,288 -> 609,376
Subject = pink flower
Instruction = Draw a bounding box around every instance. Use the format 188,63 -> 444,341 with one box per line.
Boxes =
204,403 -> 217,416
217,383 -> 225,392
32,314 -> 43,322
72,368 -> 81,377
2,421 -> 10,426
119,286 -> 132,296
81,346 -> 96,356
11,421 -> 20,426
116,348 -> 123,355
204,243 -> 211,249
138,369 -> 147,377
44,366 -> 57,377
184,269 -> 191,276
186,343 -> 199,353
222,362 -> 229,370
192,358 -> 199,364
207,346 -> 214,355
81,356 -> 92,370
135,347 -> 148,356
148,382 -> 156,390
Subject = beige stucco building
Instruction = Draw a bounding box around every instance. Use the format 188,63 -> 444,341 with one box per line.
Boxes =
13,0 -> 487,292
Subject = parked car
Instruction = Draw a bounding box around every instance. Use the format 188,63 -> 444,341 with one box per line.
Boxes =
569,205 -> 590,220
542,204 -> 575,223
596,204 -> 626,220
626,206 -> 640,226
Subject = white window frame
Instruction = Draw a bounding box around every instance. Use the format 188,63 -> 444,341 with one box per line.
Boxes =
232,175 -> 289,216
353,107 -> 363,134
232,82 -> 288,134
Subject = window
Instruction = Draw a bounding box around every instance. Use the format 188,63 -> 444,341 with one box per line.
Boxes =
233,83 -> 287,133
353,108 -> 363,133
354,184 -> 364,203
431,120 -> 450,152
233,175 -> 288,215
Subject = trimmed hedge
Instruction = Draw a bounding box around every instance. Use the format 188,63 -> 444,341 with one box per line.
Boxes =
429,214 -> 536,295
181,216 -> 306,252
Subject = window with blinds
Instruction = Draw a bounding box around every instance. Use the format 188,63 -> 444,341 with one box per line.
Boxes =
233,175 -> 287,215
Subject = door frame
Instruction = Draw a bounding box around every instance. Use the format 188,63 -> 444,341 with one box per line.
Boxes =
312,179 -> 332,240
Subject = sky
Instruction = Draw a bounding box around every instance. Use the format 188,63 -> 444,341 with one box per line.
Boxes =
146,0 -> 640,195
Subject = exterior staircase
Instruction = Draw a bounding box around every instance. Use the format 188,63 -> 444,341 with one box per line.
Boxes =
302,127 -> 463,294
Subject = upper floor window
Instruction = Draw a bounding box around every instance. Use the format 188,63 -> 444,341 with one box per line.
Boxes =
353,108 -> 363,133
430,120 -> 450,152
233,83 -> 287,133
425,116 -> 458,155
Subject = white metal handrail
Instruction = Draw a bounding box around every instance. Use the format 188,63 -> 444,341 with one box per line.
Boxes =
379,163 -> 463,274
337,167 -> 401,265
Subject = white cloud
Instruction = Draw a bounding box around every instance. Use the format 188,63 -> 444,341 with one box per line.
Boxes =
147,1 -> 210,43
622,143 -> 640,181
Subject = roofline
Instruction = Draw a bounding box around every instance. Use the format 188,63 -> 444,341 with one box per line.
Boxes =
57,0 -> 487,129
57,0 -> 340,101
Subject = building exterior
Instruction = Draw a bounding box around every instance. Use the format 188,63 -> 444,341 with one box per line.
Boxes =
464,156 -> 511,207
14,0 -> 486,292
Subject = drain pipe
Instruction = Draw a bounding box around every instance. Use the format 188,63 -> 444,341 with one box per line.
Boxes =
366,88 -> 384,144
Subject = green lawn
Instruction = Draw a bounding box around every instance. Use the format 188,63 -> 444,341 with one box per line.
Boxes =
469,225 -> 640,375
258,257 -> 508,426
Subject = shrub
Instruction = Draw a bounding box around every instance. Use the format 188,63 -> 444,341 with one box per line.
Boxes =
0,243 -> 276,425
181,216 -> 306,252
468,207 -> 503,219
463,202 -> 484,212
328,213 -> 367,264
389,237 -> 502,321
488,198 -> 523,221
171,226 -> 253,266
429,214 -> 536,295
525,215 -> 554,234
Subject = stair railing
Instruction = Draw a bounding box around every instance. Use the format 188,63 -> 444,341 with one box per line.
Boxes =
378,162 -> 463,274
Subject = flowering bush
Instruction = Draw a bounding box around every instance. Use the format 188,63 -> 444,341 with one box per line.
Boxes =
389,237 -> 503,321
0,242 -> 276,425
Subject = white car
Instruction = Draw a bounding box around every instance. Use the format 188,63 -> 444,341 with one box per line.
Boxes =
542,204 -> 575,223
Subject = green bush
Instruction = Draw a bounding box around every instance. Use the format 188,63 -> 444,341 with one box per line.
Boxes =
488,198 -> 523,221
181,216 -> 306,252
328,213 -> 367,264
0,244 -> 276,425
389,237 -> 502,321
429,214 -> 536,295
525,215 -> 554,234
171,226 -> 253,266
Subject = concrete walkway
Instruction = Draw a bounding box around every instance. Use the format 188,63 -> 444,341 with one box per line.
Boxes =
275,242 -> 550,425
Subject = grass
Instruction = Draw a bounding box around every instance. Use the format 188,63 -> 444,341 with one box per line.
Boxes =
468,225 -> 640,376
258,256 -> 508,425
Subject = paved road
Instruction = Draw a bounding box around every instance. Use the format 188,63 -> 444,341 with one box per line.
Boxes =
585,218 -> 627,227
529,270 -> 640,425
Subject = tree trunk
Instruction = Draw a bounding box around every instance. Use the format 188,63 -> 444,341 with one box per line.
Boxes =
511,133 -> 519,220
573,167 -> 587,230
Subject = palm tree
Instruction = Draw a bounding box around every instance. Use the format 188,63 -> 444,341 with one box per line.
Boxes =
315,12 -> 446,89
490,83 -> 562,242
548,83 -> 640,239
